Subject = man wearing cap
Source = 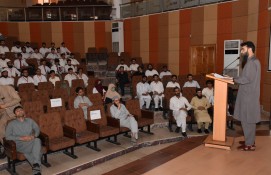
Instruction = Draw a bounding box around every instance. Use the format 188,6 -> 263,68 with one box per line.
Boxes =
0,53 -> 10,69
0,85 -> 21,144
5,106 -> 42,175
0,69 -> 14,86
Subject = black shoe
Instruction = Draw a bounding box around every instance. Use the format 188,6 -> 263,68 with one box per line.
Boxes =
159,107 -> 163,111
155,108 -> 159,111
33,163 -> 40,168
182,132 -> 188,138
197,129 -> 202,133
34,173 -> 41,175
175,127 -> 180,133
204,129 -> 209,134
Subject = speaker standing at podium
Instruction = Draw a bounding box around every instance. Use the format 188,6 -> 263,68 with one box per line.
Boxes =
233,41 -> 261,151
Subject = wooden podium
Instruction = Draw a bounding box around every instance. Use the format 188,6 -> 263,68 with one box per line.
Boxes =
204,74 -> 234,150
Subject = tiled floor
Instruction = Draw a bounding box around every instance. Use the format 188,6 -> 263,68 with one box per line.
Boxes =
0,111 -> 269,175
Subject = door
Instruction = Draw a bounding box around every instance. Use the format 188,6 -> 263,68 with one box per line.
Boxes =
190,45 -> 216,75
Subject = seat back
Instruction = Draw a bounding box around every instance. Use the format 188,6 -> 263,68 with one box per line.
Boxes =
52,88 -> 69,104
26,58 -> 38,69
182,87 -> 196,102
71,79 -> 84,88
68,95 -> 77,110
23,100 -> 44,116
55,80 -> 69,89
39,112 -> 63,139
31,90 -> 49,106
18,83 -> 35,93
38,82 -> 54,96
164,88 -> 175,109
87,105 -> 107,126
63,109 -> 86,133
125,99 -> 141,118
162,75 -> 172,87
18,91 -> 32,105
88,93 -> 103,106
178,75 -> 187,87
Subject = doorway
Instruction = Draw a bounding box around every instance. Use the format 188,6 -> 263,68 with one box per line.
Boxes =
190,45 -> 216,75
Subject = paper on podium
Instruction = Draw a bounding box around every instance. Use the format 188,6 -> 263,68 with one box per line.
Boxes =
213,73 -> 233,80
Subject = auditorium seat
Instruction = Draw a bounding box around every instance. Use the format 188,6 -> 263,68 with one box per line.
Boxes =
31,90 -> 50,108
23,101 -> 45,123
71,79 -> 84,88
67,95 -> 77,110
18,91 -> 32,105
88,93 -> 104,106
18,83 -> 35,93
37,82 -> 54,97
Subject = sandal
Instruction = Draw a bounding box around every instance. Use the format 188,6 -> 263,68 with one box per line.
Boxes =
238,145 -> 255,151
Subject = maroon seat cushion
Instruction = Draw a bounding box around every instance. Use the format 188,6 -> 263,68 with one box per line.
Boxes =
99,125 -> 119,138
76,130 -> 99,144
49,137 -> 75,151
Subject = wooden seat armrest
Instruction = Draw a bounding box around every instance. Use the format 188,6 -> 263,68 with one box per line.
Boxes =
141,110 -> 154,119
107,117 -> 120,128
39,132 -> 49,149
133,115 -> 139,121
86,120 -> 100,133
3,138 -> 17,160
63,125 -> 76,139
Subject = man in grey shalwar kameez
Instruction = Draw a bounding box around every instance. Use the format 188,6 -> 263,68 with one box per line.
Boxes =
5,106 -> 42,175
233,41 -> 261,151
74,87 -> 93,119
110,96 -> 138,144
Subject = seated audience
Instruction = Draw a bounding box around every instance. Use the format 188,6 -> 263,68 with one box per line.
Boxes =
110,96 -> 138,144
0,85 -> 21,144
170,87 -> 192,137
30,48 -> 43,63
48,70 -> 60,86
136,75 -> 151,109
6,61 -> 21,77
77,68 -> 88,87
25,42 -> 34,54
38,59 -> 50,75
159,65 -> 172,79
202,80 -> 214,105
14,53 -> 29,71
64,68 -> 78,87
190,88 -> 212,134
150,74 -> 164,111
183,74 -> 200,88
129,58 -> 139,73
33,68 -> 47,86
0,40 -> 9,53
64,59 -> 76,73
11,41 -> 22,53
0,53 -> 10,68
145,64 -> 158,77
0,69 -> 14,86
46,48 -> 59,62
39,42 -> 49,57
21,47 -> 31,60
5,106 -> 42,175
132,66 -> 145,77
51,59 -> 64,75
93,79 -> 106,98
166,75 -> 180,88
60,42 -> 71,56
17,69 -> 34,86
59,53 -> 67,67
116,66 -> 129,96
74,87 -> 93,119
56,47 -> 61,58
105,83 -> 121,104
48,42 -> 56,52
69,53 -> 80,67
116,59 -> 129,71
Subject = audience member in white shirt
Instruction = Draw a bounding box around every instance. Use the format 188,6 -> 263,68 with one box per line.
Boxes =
166,75 -> 180,88
38,59 -> 50,75
10,41 -> 22,53
116,59 -> 130,71
69,53 -> 80,66
0,53 -> 10,68
202,80 -> 214,105
59,53 -> 67,67
145,64 -> 159,77
129,58 -> 139,73
64,59 -> 76,73
0,69 -> 14,86
6,61 -> 21,77
49,70 -> 60,87
60,42 -> 71,56
39,42 -> 50,57
0,40 -> 10,53
14,53 -> 29,70
30,48 -> 43,63
56,47 -> 62,58
159,66 -> 172,79
150,74 -> 164,111
21,47 -> 31,60
25,42 -> 34,53
48,42 -> 56,52
169,87 -> 192,137
136,76 -> 151,109
51,59 -> 64,75
46,48 -> 59,62
64,68 -> 78,87
17,69 -> 34,86
33,68 -> 47,86
77,68 -> 88,87
183,74 -> 200,88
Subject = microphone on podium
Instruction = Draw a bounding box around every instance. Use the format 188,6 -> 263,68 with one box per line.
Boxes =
222,57 -> 240,75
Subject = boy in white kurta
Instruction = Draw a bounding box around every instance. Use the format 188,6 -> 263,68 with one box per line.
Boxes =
170,87 -> 192,137
150,74 -> 164,111
136,76 -> 151,109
